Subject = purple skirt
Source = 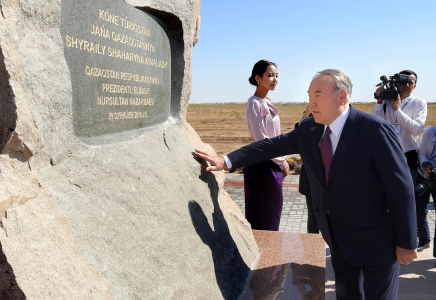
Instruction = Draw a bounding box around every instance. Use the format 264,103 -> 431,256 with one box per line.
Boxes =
243,160 -> 283,231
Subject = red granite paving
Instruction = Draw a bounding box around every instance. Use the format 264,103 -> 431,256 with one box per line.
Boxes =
224,182 -> 299,188
224,182 -> 244,186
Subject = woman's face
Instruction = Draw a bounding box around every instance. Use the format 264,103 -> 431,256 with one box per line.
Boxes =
256,65 -> 278,91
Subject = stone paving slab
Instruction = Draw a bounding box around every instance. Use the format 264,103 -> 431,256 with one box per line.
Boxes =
224,172 -> 436,300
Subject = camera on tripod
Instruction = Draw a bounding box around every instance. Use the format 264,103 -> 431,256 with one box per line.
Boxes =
415,167 -> 436,196
375,74 -> 410,101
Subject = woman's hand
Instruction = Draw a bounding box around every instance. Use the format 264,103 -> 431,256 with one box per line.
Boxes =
282,164 -> 290,181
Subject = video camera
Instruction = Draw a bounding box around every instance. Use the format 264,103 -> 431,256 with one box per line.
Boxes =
375,74 -> 410,101
415,167 -> 436,196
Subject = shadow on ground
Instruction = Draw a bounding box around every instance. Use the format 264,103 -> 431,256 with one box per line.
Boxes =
243,262 -> 325,299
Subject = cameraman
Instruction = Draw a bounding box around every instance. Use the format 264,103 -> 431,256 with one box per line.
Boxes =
415,126 -> 436,253
372,70 -> 427,183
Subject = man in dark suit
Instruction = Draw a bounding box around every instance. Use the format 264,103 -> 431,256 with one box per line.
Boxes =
196,69 -> 417,300
297,105 -> 319,234
299,164 -> 319,234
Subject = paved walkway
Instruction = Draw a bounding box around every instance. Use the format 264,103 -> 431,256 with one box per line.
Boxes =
224,172 -> 306,232
224,172 -> 436,300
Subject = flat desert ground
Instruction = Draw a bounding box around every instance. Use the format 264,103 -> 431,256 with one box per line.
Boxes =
187,102 -> 436,156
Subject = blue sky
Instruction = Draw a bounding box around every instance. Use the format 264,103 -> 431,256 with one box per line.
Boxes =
190,0 -> 436,103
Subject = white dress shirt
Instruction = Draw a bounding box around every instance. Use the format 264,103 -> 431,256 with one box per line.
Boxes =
225,105 -> 351,168
321,105 -> 350,155
244,96 -> 288,170
418,126 -> 436,178
224,96 -> 288,169
371,95 -> 427,152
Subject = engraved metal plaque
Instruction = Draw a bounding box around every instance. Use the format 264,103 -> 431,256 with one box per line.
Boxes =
61,0 -> 171,137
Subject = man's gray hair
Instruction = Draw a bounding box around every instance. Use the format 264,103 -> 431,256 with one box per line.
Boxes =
313,69 -> 353,103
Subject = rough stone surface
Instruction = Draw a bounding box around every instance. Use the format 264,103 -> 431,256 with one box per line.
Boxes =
184,121 -> 260,258
0,0 -> 258,299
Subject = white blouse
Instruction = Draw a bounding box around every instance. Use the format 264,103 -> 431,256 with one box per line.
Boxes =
245,96 -> 288,170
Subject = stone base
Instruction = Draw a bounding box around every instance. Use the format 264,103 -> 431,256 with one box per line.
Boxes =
242,230 -> 325,300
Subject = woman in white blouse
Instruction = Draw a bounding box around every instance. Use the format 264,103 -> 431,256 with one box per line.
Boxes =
243,59 -> 289,231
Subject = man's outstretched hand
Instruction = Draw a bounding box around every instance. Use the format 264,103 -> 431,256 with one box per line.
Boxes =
195,148 -> 226,172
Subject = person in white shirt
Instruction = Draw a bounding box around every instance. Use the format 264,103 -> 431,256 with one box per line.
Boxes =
415,126 -> 436,255
372,70 -> 427,183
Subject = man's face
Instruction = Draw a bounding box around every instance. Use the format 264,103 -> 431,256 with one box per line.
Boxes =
308,75 -> 346,125
397,74 -> 416,99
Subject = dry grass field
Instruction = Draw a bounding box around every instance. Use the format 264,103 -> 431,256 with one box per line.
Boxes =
187,102 -> 436,156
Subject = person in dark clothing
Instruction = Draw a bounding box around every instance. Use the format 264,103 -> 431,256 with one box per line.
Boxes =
196,69 -> 418,300
296,105 -> 319,234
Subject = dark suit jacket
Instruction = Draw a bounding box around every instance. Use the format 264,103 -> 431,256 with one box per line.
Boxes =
228,105 -> 417,266
298,164 -> 310,196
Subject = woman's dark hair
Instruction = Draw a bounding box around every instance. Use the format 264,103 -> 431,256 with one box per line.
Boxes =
248,59 -> 277,86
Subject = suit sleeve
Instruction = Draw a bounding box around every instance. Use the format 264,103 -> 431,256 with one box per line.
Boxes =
227,126 -> 300,169
373,122 -> 417,250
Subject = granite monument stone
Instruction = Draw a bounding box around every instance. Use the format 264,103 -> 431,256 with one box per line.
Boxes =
0,0 -> 259,299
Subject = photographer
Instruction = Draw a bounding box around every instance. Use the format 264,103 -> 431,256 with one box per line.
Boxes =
415,126 -> 436,254
372,70 -> 427,183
